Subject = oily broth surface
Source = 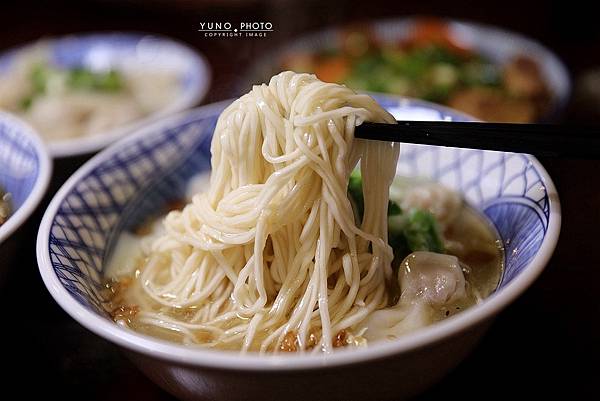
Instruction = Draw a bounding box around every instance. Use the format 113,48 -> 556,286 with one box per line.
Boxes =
445,205 -> 504,299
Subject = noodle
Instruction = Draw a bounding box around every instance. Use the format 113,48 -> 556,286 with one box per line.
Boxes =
116,71 -> 400,353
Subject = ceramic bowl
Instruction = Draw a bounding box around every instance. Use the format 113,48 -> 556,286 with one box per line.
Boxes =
0,111 -> 51,245
0,32 -> 211,158
36,96 -> 560,401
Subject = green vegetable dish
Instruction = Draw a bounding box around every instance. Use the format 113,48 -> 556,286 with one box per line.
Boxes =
281,19 -> 552,123
19,63 -> 124,110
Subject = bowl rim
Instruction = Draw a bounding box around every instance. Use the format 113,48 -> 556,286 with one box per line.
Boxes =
0,31 -> 212,158
0,111 -> 52,244
36,99 -> 561,371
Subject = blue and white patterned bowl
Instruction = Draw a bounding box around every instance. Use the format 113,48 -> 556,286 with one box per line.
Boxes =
0,32 -> 211,158
36,97 -> 560,401
0,112 -> 51,244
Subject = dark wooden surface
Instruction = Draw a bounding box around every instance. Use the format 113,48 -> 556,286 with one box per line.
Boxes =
0,1 -> 598,399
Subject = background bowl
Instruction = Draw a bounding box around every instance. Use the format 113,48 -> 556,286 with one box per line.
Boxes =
0,32 -> 211,158
37,97 -> 560,401
0,111 -> 51,245
246,17 -> 571,122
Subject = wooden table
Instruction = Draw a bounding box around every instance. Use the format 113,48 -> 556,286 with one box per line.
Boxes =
1,0 -> 598,399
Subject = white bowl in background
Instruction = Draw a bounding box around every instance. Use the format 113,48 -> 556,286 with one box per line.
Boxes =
0,32 -> 211,158
0,111 -> 51,244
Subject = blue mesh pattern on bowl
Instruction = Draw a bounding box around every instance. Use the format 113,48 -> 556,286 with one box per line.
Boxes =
46,98 -> 551,314
0,117 -> 40,209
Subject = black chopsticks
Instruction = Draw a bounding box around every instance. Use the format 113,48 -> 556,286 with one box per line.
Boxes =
354,121 -> 600,159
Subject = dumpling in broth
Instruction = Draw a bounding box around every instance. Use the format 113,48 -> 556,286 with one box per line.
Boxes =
399,251 -> 466,306
361,252 -> 468,341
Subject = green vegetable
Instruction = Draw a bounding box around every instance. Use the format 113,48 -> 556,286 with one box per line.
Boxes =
336,42 -> 502,104
347,170 -> 402,221
347,172 -> 445,271
67,68 -> 95,89
429,63 -> 458,87
385,77 -> 411,95
422,85 -> 452,103
19,63 -> 124,110
380,49 -> 406,67
19,95 -> 34,110
402,209 -> 445,253
460,61 -> 501,87
20,63 -> 53,110
389,228 -> 410,262
393,52 -> 428,81
419,45 -> 462,66
67,68 -> 123,91
348,169 -> 365,220
388,199 -> 402,216
30,63 -> 50,94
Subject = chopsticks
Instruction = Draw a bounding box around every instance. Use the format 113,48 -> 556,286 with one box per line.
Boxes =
354,121 -> 600,159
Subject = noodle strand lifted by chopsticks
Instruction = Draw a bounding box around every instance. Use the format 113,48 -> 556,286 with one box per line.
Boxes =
134,71 -> 399,353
